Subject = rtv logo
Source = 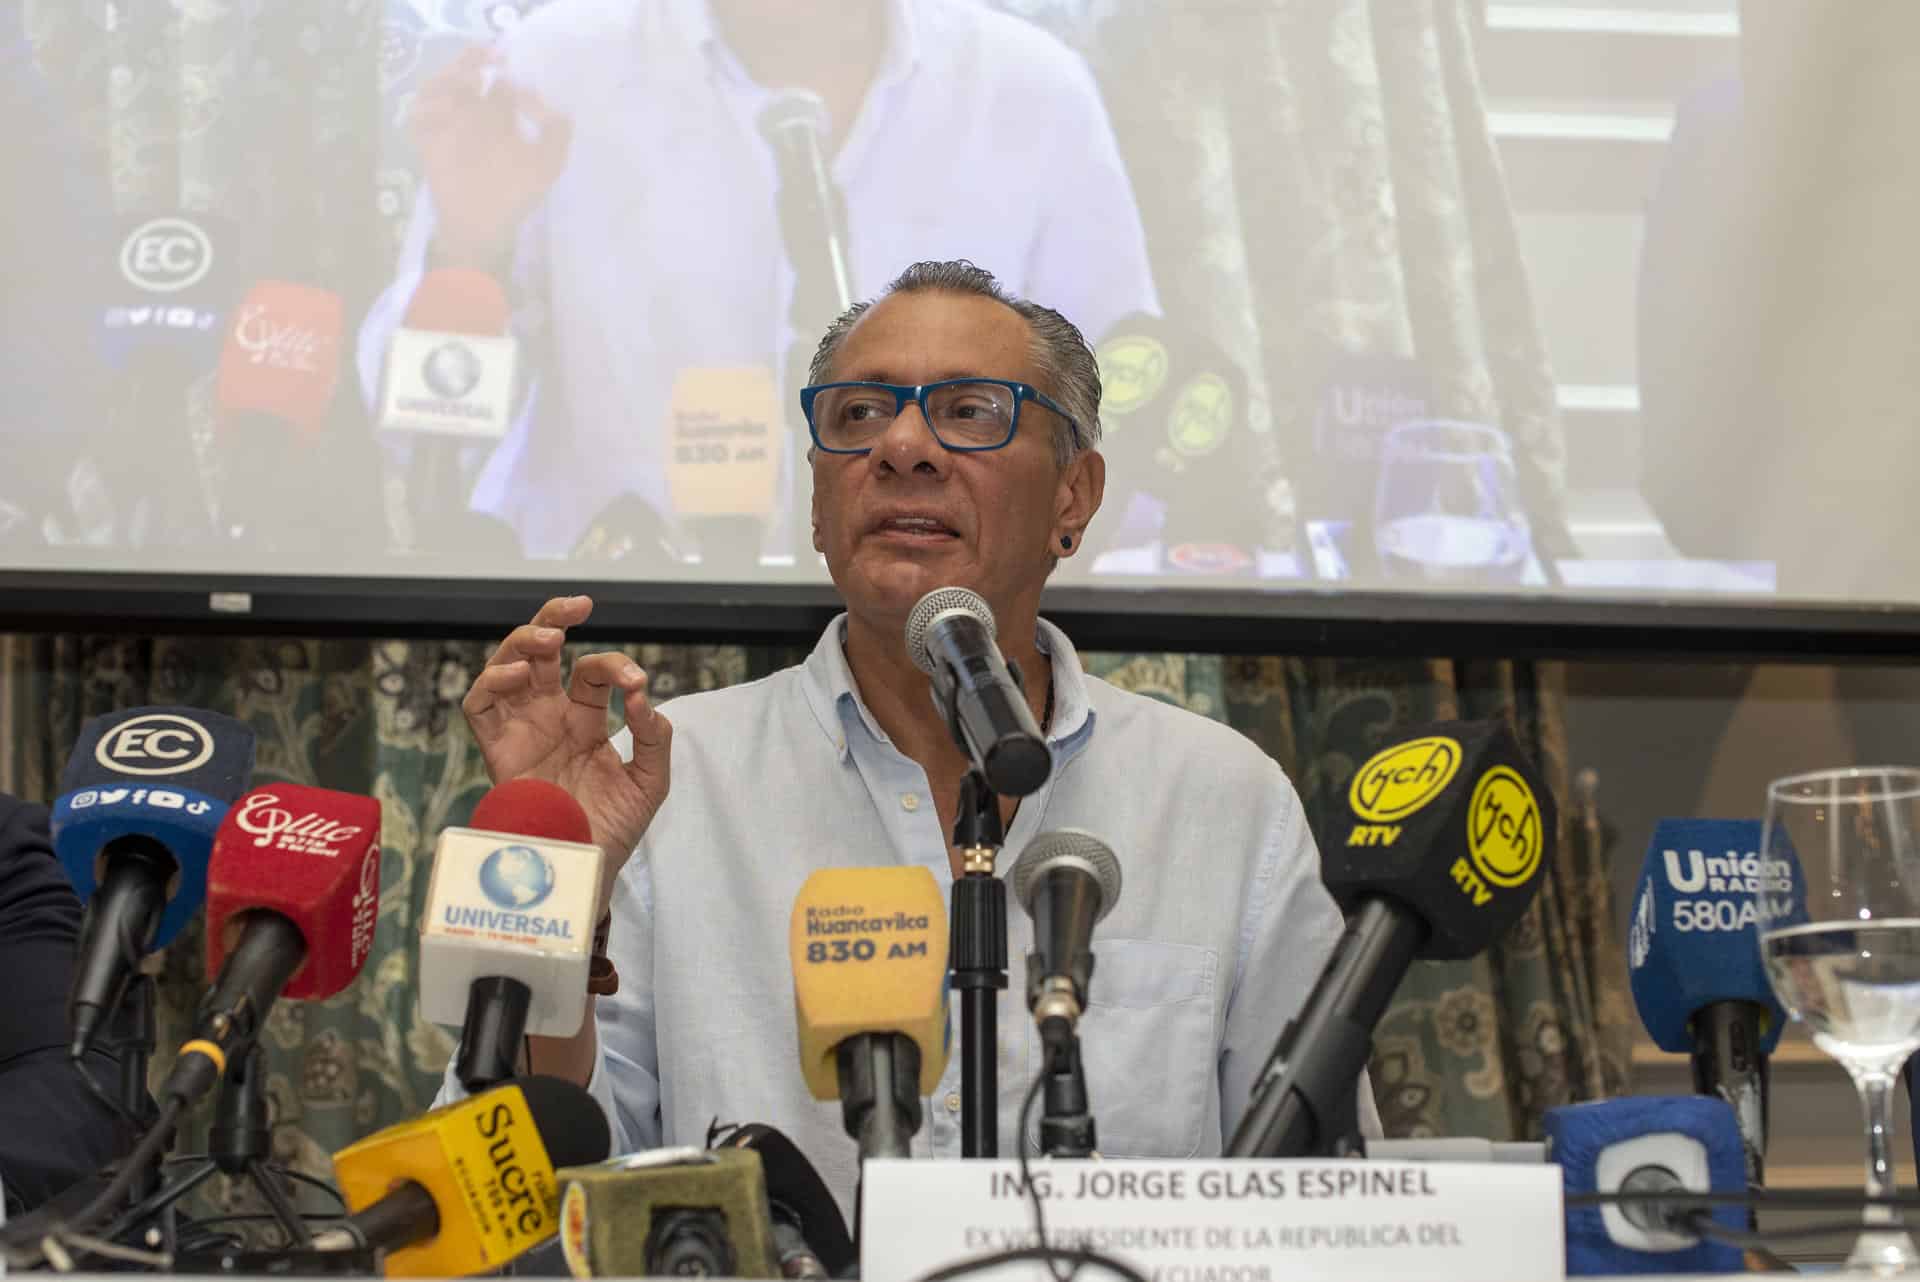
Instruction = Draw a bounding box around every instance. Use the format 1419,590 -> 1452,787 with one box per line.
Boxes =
119,217 -> 213,294
94,713 -> 215,776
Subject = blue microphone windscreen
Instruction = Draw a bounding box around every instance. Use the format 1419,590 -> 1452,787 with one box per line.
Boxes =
1545,1095 -> 1746,1276
1627,819 -> 1798,1054
53,707 -> 256,949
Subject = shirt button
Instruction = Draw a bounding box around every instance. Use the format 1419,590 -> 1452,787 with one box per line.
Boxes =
945,1092 -> 962,1113
901,793 -> 921,812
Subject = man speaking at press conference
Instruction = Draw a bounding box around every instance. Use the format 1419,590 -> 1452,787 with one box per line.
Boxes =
440,261 -> 1378,1199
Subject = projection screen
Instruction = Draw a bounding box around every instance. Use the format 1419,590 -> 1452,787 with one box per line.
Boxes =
3,0 -> 1904,628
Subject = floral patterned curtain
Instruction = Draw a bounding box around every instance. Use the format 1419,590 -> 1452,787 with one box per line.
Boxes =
4,0 -> 1629,1225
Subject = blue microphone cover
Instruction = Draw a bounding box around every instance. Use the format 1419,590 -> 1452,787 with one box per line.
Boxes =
52,706 -> 256,949
1546,1095 -> 1745,1275
1627,819 -> 1797,1054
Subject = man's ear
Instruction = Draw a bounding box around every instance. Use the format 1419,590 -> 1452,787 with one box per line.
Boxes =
1054,447 -> 1105,549
809,451 -> 824,553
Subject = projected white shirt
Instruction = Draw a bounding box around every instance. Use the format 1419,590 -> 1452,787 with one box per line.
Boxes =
360,0 -> 1159,558
436,616 -> 1379,1215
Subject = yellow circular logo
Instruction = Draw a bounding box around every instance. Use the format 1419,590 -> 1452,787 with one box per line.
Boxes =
1468,766 -> 1543,888
1167,372 -> 1233,457
1349,736 -> 1463,822
1096,335 -> 1169,418
559,1182 -> 591,1278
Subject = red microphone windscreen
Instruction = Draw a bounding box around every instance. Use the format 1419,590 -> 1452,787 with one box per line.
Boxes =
215,280 -> 345,436
470,778 -> 594,845
403,268 -> 511,336
206,784 -> 382,1001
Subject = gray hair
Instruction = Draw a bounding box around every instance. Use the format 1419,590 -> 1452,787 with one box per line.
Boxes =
806,260 -> 1103,467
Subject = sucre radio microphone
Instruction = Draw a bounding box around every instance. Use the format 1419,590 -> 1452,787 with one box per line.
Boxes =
162,784 -> 382,1105
904,586 -> 1050,798
419,779 -> 604,1093
51,707 -> 256,1058
1229,720 -> 1553,1158
790,867 -> 950,1161
320,1076 -> 610,1277
1628,819 -> 1802,1188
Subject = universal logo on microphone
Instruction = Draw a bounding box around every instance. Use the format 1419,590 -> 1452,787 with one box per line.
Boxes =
1347,736 -> 1461,846
423,341 -> 483,399
233,791 -> 366,857
119,217 -> 213,294
94,713 -> 215,777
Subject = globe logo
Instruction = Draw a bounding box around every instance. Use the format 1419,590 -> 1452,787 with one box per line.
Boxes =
423,340 -> 483,399
478,844 -> 555,911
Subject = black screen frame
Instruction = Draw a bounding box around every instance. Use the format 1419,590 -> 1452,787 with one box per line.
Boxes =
4,570 -> 1919,661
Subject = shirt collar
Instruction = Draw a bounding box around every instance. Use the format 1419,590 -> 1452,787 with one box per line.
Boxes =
663,0 -> 922,87
800,614 -> 1096,764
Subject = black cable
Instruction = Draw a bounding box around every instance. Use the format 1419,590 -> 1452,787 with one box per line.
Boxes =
919,1245 -> 1152,1282
1568,1188 -> 1920,1210
1015,1072 -> 1071,1282
65,1094 -> 185,1237
915,1073 -> 1147,1282
1682,1208 -> 1913,1247
272,1165 -> 350,1212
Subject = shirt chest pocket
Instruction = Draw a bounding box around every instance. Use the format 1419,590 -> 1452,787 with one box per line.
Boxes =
1025,939 -> 1220,1159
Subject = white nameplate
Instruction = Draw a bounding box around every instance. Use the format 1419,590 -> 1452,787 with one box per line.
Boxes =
861,1159 -> 1564,1282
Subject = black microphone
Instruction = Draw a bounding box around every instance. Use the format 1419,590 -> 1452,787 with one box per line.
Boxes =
1228,720 -> 1553,1158
713,1124 -> 856,1279
1009,829 -> 1123,1050
905,586 -> 1050,797
757,89 -> 853,315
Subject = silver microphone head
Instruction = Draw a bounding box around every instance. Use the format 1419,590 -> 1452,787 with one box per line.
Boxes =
757,88 -> 832,143
904,586 -> 995,677
1010,828 -> 1122,921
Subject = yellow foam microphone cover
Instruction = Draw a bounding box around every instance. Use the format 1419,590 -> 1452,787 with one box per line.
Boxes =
665,367 -> 779,517
331,1081 -> 576,1278
790,866 -> 950,1099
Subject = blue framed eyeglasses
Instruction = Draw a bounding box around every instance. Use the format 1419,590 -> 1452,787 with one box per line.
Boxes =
800,378 -> 1084,455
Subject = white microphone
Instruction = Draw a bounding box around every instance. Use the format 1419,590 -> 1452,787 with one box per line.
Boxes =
418,780 -> 605,1092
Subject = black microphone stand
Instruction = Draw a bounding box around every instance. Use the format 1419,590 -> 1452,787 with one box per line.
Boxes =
951,769 -> 1008,1158
1038,1029 -> 1097,1159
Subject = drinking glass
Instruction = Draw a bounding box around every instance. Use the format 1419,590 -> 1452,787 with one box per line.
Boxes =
1757,767 -> 1920,1272
1371,420 -> 1530,586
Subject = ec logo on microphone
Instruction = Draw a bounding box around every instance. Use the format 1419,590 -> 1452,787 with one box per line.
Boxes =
1349,736 -> 1462,823
94,713 -> 216,776
119,217 -> 213,294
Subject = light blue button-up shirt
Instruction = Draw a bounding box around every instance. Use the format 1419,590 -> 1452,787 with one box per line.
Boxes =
359,0 -> 1158,556
438,616 -> 1377,1215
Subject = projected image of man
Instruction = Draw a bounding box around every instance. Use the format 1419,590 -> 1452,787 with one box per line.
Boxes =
358,0 -> 1158,561
444,260 -> 1377,1214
